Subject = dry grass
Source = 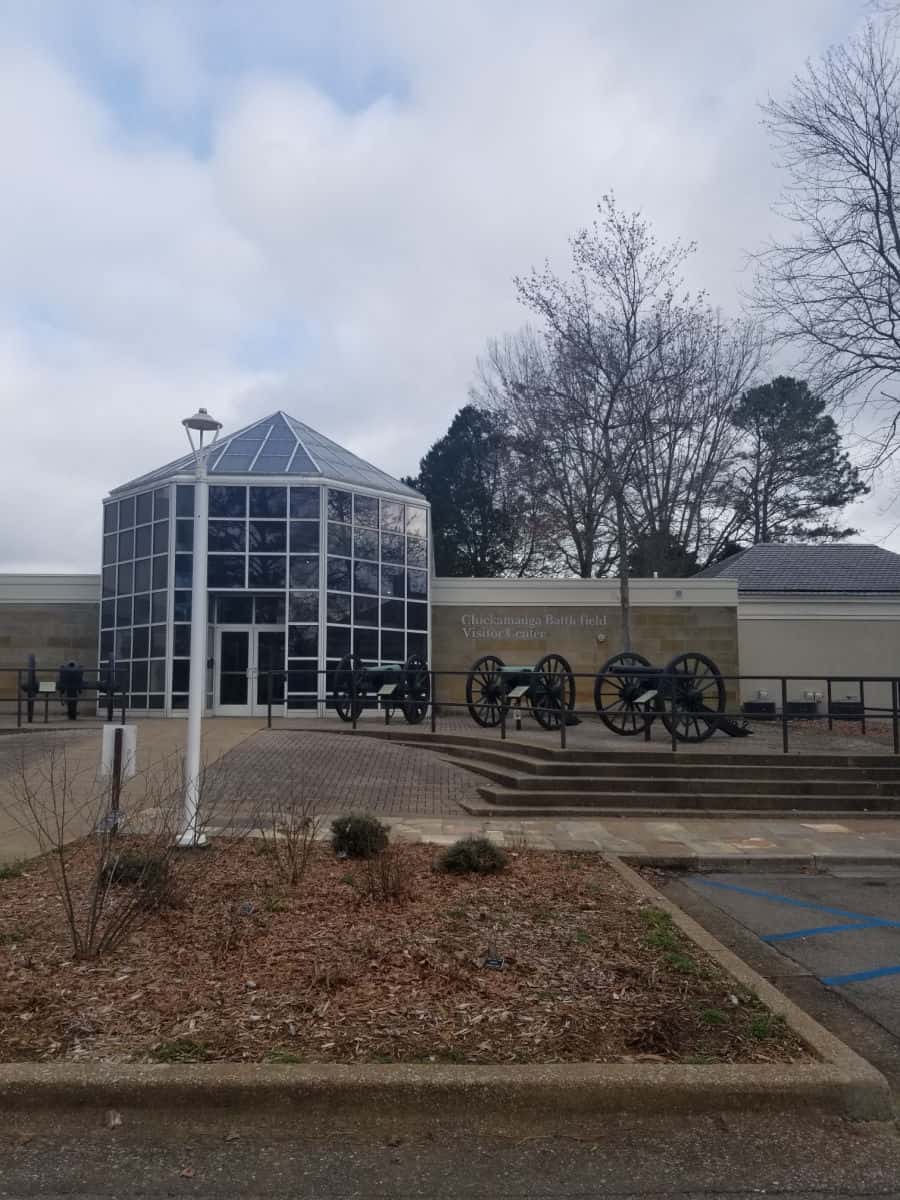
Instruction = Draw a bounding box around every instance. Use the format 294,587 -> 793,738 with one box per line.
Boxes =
0,841 -> 807,1065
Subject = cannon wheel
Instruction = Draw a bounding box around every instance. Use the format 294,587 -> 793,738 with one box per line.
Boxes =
594,651 -> 655,736
333,653 -> 367,722
399,654 -> 431,725
660,652 -> 726,743
465,654 -> 508,727
529,653 -> 576,730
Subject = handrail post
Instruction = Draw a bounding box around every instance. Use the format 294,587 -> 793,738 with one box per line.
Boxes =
669,672 -> 677,753
351,666 -> 358,732
500,701 -> 506,741
16,670 -> 21,729
827,679 -> 833,732
892,680 -> 899,756
560,705 -> 566,750
781,678 -> 789,754
267,669 -> 273,729
860,679 -> 866,736
430,672 -> 436,733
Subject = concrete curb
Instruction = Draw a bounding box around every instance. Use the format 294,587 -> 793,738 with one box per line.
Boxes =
604,856 -> 892,1121
0,856 -> 891,1131
620,853 -> 900,872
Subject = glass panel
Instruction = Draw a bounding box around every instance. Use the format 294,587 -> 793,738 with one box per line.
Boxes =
152,521 -> 168,554
381,564 -> 404,597
353,595 -> 379,626
176,485 -> 194,517
209,556 -> 245,588
132,626 -> 149,659
328,522 -> 351,556
117,528 -> 134,561
151,590 -> 167,624
172,554 -> 191,589
407,536 -> 427,567
173,590 -> 191,621
256,632 -> 286,704
133,593 -> 150,624
327,557 -> 351,591
209,486 -> 246,518
290,555 -> 319,588
255,596 -> 285,625
289,591 -> 318,622
134,559 -> 151,593
171,694 -> 188,710
116,596 -> 132,626
290,486 -> 320,519
119,495 -> 135,528
288,625 -> 318,656
152,555 -> 168,589
327,593 -> 351,624
130,694 -> 148,710
218,632 -> 249,705
326,626 -> 350,657
249,521 -> 287,552
115,629 -> 131,660
381,533 -> 405,564
354,561 -> 379,594
290,521 -> 319,553
103,503 -> 118,534
103,534 -> 117,565
249,486 -> 286,517
249,555 -> 286,588
208,520 -> 245,552
354,494 -> 379,528
381,630 -> 404,661
217,594 -> 253,623
287,660 -> 318,693
353,527 -> 379,561
117,561 -> 133,595
380,501 -> 404,532
407,632 -> 428,659
100,630 -> 114,658
407,568 -> 428,598
381,599 -> 404,629
135,492 -> 153,525
102,565 -> 115,598
153,488 -> 169,520
175,520 -> 193,551
101,598 -> 115,628
328,489 -> 352,523
252,452 -> 292,475
131,661 -> 148,692
408,601 -> 428,630
148,694 -> 165,710
354,628 -> 378,659
150,625 -> 167,657
406,505 -> 427,537
135,524 -> 152,558
172,660 -> 190,692
173,625 -> 191,656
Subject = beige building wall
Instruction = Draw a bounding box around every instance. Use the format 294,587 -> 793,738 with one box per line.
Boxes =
0,576 -> 101,702
430,578 -> 740,713
738,595 -> 900,713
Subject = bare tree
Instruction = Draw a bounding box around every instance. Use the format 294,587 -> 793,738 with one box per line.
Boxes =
254,774 -> 321,889
754,19 -> 900,466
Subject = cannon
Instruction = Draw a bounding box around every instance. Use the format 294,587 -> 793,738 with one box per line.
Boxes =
594,651 -> 727,743
465,653 -> 576,731
332,653 -> 430,724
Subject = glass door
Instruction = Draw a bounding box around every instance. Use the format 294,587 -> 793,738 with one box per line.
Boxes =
255,630 -> 285,711
215,628 -> 252,716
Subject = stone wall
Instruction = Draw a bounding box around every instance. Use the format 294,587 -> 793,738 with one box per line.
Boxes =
0,603 -> 100,701
430,589 -> 739,714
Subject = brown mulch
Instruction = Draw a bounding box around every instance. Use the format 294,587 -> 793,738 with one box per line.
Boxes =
0,841 -> 808,1065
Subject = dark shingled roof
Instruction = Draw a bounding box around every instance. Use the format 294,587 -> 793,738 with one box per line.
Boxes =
695,543 -> 900,593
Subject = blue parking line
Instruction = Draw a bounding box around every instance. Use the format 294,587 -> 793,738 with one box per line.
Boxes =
821,965 -> 900,986
693,877 -> 900,928
762,920 -> 887,943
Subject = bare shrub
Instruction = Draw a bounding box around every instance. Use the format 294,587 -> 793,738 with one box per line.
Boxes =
254,788 -> 321,889
354,845 -> 414,904
0,742 -> 250,961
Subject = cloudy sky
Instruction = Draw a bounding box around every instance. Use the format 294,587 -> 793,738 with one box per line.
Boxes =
0,0 -> 892,572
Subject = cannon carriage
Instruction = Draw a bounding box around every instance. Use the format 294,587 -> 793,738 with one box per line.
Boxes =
593,651 -> 727,743
465,653 -> 576,730
332,653 -> 430,725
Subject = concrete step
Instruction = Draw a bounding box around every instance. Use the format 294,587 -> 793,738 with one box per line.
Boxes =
475,786 -> 900,812
458,800 -> 900,819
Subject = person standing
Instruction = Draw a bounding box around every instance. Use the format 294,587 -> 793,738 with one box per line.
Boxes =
56,661 -> 84,721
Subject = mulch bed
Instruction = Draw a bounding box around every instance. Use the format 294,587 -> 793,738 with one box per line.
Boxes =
0,840 -> 807,1065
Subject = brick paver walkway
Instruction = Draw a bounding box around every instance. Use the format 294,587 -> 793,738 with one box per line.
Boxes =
202,730 -> 482,820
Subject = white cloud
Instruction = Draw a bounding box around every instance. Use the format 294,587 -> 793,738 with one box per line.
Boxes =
0,0 -> 885,570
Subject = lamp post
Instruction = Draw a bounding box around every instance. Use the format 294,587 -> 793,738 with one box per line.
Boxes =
178,407 -> 222,848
